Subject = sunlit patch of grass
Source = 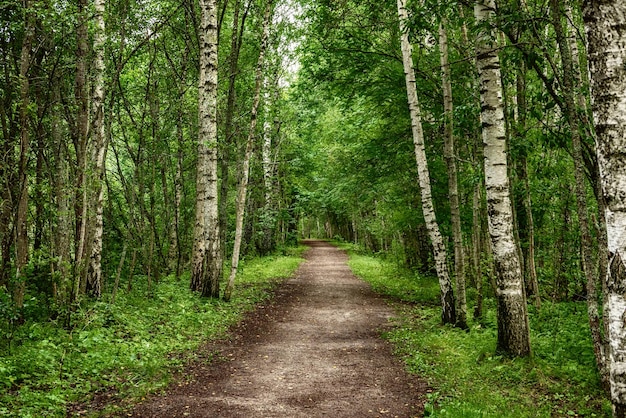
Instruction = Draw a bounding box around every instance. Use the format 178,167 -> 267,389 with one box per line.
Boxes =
346,253 -> 440,304
345,249 -> 612,418
0,247 -> 306,418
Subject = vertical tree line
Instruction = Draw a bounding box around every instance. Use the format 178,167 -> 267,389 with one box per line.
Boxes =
4,0 -> 626,413
0,0 -> 300,327
292,0 -> 626,412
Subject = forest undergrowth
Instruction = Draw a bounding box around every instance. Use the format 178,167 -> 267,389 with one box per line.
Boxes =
0,246 -> 306,417
340,242 -> 612,418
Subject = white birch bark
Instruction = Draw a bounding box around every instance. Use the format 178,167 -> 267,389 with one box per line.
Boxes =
397,0 -> 455,324
86,0 -> 107,297
583,3 -> 626,415
475,0 -> 530,356
263,77 -> 273,204
224,0 -> 273,302
568,0 -> 610,392
191,0 -> 222,297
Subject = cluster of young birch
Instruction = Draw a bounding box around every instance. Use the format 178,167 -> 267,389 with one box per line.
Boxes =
0,0 -> 294,323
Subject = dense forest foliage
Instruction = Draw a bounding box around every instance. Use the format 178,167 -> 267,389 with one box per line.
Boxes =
2,0 -> 626,415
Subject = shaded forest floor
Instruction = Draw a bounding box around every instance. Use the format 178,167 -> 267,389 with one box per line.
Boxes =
128,240 -> 426,417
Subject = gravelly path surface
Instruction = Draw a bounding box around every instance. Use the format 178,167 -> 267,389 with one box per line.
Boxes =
129,240 -> 426,417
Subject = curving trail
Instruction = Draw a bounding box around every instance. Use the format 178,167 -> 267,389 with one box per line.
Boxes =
130,240 -> 425,417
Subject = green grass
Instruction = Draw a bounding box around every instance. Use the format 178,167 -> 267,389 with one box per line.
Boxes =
0,246 -> 306,418
345,250 -> 612,418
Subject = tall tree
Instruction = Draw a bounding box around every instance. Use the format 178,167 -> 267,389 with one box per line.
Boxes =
74,0 -> 90,299
219,0 -> 249,269
397,0 -> 455,325
191,0 -> 222,297
514,62 -> 541,309
474,0 -> 530,356
583,2 -> 626,415
224,0 -> 274,302
550,0 -> 607,389
86,0 -> 108,297
15,0 -> 36,310
439,17 -> 467,329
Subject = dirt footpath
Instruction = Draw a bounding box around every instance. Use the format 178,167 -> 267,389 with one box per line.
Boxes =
130,240 -> 426,417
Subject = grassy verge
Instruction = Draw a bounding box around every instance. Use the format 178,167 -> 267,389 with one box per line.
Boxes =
341,245 -> 611,417
0,246 -> 306,417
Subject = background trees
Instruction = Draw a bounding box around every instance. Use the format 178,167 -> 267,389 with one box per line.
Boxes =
0,0 -> 622,413
0,0 -> 301,323
292,0 -> 611,365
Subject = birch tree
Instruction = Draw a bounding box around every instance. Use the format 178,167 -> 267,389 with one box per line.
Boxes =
474,0 -> 530,356
439,17 -> 467,329
191,0 -> 222,298
224,0 -> 273,302
86,0 -> 107,297
219,0 -> 249,268
550,0 -> 607,389
397,0 -> 455,325
583,2 -> 626,415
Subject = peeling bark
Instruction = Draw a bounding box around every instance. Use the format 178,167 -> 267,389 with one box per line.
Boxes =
86,0 -> 108,297
397,0 -> 455,325
191,0 -> 222,297
583,2 -> 626,414
475,0 -> 530,356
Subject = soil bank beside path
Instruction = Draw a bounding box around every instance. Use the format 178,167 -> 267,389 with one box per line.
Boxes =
130,240 -> 426,417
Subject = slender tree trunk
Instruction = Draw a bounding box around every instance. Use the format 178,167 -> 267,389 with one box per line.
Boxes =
169,44 -> 189,279
33,90 -> 44,254
475,0 -> 531,357
459,3 -> 491,320
173,132 -> 184,278
86,0 -> 107,297
439,18 -> 467,329
224,0 -> 273,302
111,243 -> 127,304
0,66 -> 16,288
472,185 -> 484,319
52,82 -> 72,305
259,73 -> 280,255
553,188 -> 571,301
397,0 -> 455,325
263,80 -> 273,206
551,0 -> 606,384
74,0 -> 90,300
583,3 -> 626,415
515,64 -> 541,309
15,0 -> 36,310
219,0 -> 248,266
566,1 -> 610,391
191,0 -> 222,297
